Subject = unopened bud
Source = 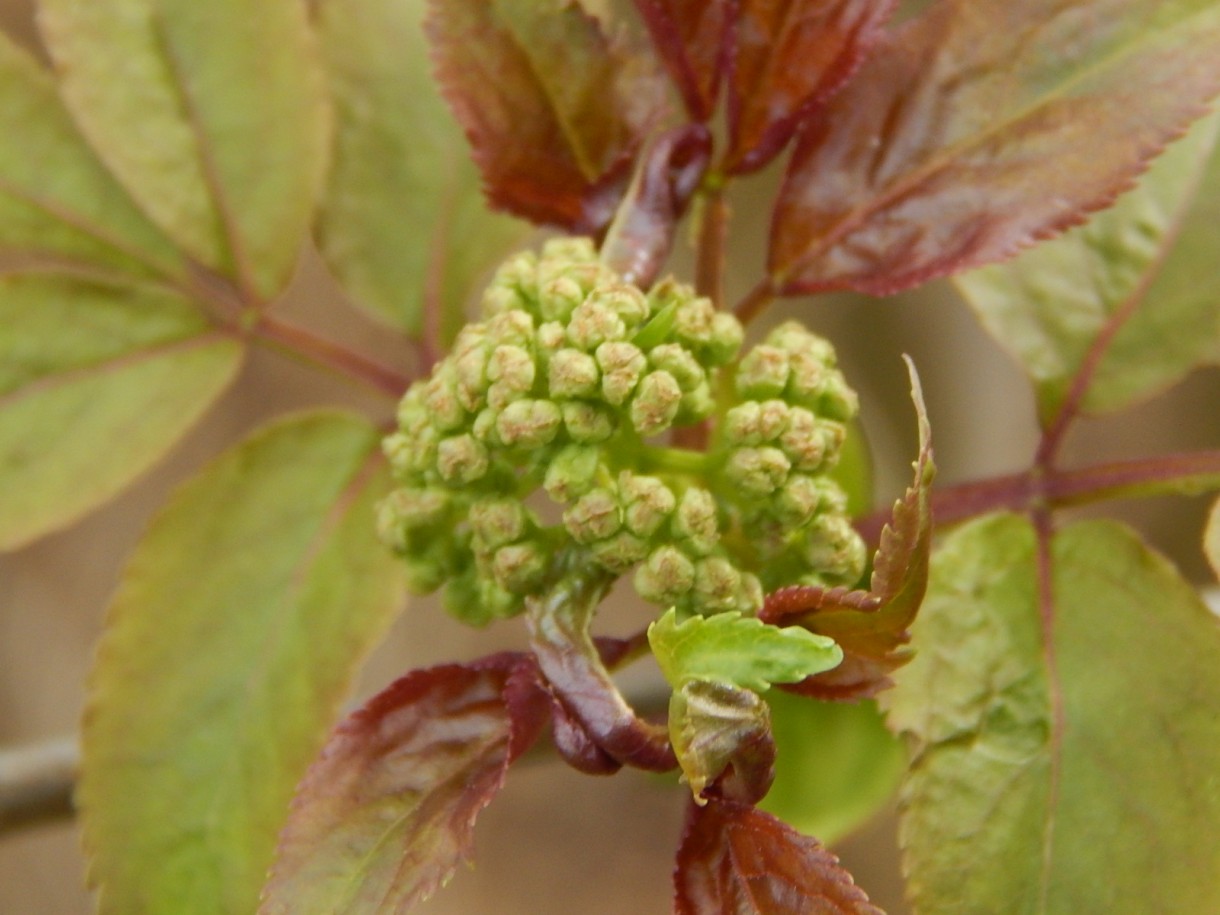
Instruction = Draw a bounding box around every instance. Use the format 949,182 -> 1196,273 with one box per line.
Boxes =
496,399 -> 563,448
802,514 -> 868,586
544,445 -> 602,502
724,446 -> 791,496
631,370 -> 682,436
469,498 -> 529,550
736,345 -> 790,400
588,530 -> 650,572
597,342 -> 647,405
549,348 -> 600,399
693,556 -> 744,612
436,433 -> 490,483
648,344 -> 705,392
634,545 -> 695,603
564,488 -> 621,543
672,488 -> 719,555
561,401 -> 616,443
621,473 -> 677,538
568,299 -> 626,350
492,542 -> 549,593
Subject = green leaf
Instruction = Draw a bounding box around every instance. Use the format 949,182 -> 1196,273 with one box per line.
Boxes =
0,273 -> 241,549
887,514 -> 1220,914
760,693 -> 904,847
649,607 -> 843,694
956,110 -> 1220,422
1206,497 -> 1220,584
316,0 -> 527,334
0,33 -> 183,278
38,0 -> 329,299
80,412 -> 406,915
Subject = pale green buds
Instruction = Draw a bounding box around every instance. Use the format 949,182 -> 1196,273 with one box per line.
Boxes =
631,370 -> 682,436
596,342 -> 646,405
549,348 -> 600,399
634,545 -> 696,603
496,399 -> 563,448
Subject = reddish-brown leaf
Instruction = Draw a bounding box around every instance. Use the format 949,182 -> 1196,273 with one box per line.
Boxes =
632,0 -> 733,121
674,799 -> 884,914
259,657 -> 546,915
768,0 -> 1220,295
426,0 -> 667,232
764,360 -> 933,700
669,679 -> 777,805
724,0 -> 896,174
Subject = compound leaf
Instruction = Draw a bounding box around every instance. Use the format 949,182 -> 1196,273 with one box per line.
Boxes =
674,799 -> 883,914
769,0 -> 1220,296
886,515 -> 1220,914
316,0 -> 528,334
39,0 -> 329,299
80,412 -> 405,915
0,33 -> 182,278
260,658 -> 546,915
956,109 -> 1220,422
426,0 -> 666,232
0,273 -> 241,549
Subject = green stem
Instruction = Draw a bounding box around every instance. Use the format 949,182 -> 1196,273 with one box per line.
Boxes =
639,444 -> 717,475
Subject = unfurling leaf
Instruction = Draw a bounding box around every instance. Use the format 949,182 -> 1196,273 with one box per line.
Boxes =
259,658 -> 547,915
886,515 -> 1220,914
631,0 -> 730,121
764,358 -> 934,699
0,274 -> 241,550
668,679 -> 776,804
649,608 -> 843,694
425,0 -> 666,232
674,799 -> 883,915
38,0 -> 330,299
724,0 -> 896,174
315,0 -> 528,334
1206,497 -> 1220,584
956,110 -> 1220,423
80,413 -> 404,915
769,0 -> 1220,296
0,33 -> 183,278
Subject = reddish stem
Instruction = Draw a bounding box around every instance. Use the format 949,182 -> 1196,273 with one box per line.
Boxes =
733,278 -> 777,326
252,315 -> 413,399
696,185 -> 729,308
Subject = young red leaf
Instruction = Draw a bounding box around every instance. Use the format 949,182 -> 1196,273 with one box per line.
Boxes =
259,657 -> 546,915
669,680 -> 777,805
724,0 -> 897,174
763,359 -> 934,700
426,0 -> 667,232
674,799 -> 883,914
768,0 -> 1220,296
632,0 -> 732,121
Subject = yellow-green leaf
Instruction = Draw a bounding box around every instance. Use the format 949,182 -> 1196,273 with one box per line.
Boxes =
80,411 -> 405,915
0,274 -> 241,549
956,110 -> 1220,422
887,514 -> 1220,914
316,0 -> 528,334
0,33 -> 183,278
38,0 -> 329,299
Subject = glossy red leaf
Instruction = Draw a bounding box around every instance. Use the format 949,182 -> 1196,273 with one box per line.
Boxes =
426,0 -> 667,232
725,0 -> 896,174
674,799 -> 883,914
769,0 -> 1220,295
764,360 -> 933,700
259,657 -> 546,915
632,0 -> 733,121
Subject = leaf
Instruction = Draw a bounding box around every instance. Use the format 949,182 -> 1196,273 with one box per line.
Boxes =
0,33 -> 183,278
315,0 -> 529,334
673,799 -> 884,915
1206,497 -> 1220,584
765,358 -> 934,699
649,608 -> 844,693
425,0 -> 667,232
956,110 -> 1220,422
668,679 -> 776,804
0,273 -> 241,549
80,412 -> 405,915
259,657 -> 547,915
631,0 -> 730,121
886,515 -> 1220,914
769,0 -> 1220,296
38,0 -> 330,299
760,693 -> 904,847
724,0 -> 896,174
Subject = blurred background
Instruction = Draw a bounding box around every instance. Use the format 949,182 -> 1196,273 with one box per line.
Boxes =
2,0 -> 1218,912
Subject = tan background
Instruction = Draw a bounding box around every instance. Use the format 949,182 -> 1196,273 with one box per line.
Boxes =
2,1 -> 1219,912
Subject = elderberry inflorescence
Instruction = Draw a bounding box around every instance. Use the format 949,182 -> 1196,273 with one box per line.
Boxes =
377,238 -> 864,625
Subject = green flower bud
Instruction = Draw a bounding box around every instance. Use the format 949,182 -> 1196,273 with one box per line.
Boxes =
588,530 -> 650,572
538,276 -> 585,322
597,342 -> 647,406
634,545 -> 695,603
620,473 -> 677,538
736,345 -> 790,400
544,444 -> 602,502
779,408 -> 844,472
724,446 -> 791,496
481,282 -> 530,317
469,498 -> 529,550
773,474 -> 829,528
492,542 -> 549,593
820,369 -> 859,422
678,380 -> 715,423
802,514 -> 868,586
436,433 -> 490,484
767,320 -> 835,362
723,402 -> 764,446
402,548 -> 451,594
382,432 -> 413,477
549,348 -> 600,399
487,344 -> 535,393
568,298 -> 626,351
489,250 -> 538,300
591,283 -> 650,328
631,370 -> 682,436
537,320 -> 566,352
693,556 -> 744,613
673,296 -> 716,349
564,488 -> 621,544
423,371 -> 465,433
454,347 -> 489,413
561,401 -> 616,443
706,312 -> 745,365
486,309 -> 535,348
496,399 -> 563,448
648,343 -> 705,392
541,235 -> 597,266
672,487 -> 719,555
